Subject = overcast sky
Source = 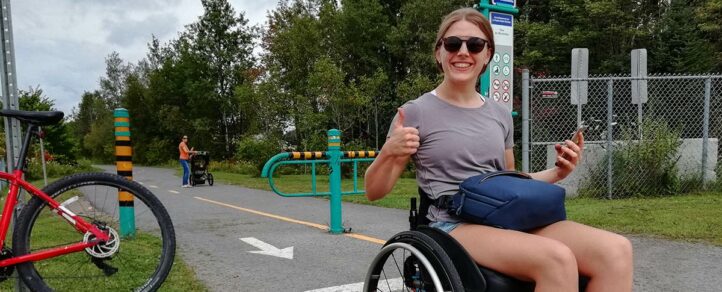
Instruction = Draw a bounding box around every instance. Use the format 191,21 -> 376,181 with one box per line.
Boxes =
12,0 -> 279,115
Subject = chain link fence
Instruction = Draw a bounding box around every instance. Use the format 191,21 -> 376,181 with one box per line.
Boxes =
521,71 -> 722,199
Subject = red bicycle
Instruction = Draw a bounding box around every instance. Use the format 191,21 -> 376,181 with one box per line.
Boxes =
0,109 -> 175,291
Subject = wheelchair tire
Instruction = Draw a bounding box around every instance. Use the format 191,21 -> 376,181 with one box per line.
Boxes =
364,230 -> 463,292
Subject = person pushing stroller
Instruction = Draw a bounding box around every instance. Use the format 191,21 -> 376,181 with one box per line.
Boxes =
179,135 -> 197,188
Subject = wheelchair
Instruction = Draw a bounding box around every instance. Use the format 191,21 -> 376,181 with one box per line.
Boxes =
363,191 -> 589,291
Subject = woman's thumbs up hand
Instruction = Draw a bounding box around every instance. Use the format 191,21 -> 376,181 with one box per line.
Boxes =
384,108 -> 420,157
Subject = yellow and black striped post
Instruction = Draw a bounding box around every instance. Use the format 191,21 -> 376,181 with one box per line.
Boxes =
114,108 -> 135,238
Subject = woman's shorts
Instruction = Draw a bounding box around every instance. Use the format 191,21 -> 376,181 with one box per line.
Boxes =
429,221 -> 461,233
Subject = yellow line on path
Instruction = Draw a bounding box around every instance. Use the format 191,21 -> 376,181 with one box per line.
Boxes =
194,196 -> 386,245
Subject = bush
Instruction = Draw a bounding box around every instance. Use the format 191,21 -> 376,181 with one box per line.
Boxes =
579,118 -> 682,198
235,135 -> 284,176
210,160 -> 257,175
142,139 -> 174,166
25,159 -> 95,180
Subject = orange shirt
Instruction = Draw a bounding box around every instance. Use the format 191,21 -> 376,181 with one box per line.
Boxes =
179,141 -> 190,160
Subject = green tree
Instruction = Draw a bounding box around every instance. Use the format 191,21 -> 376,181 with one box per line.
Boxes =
652,0 -> 717,73
69,90 -> 112,161
261,0 -> 328,149
18,87 -> 78,163
99,51 -> 132,108
188,0 -> 256,156
515,0 -> 664,74
696,0 -> 722,71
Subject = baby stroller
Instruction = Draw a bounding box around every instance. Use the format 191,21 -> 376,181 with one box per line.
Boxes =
190,151 -> 214,186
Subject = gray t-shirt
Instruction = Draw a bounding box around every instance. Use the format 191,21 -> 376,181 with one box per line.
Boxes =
388,91 -> 514,222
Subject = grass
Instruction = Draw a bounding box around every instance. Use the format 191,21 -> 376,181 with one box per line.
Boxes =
211,171 -> 722,246
0,177 -> 207,291
566,194 -> 722,246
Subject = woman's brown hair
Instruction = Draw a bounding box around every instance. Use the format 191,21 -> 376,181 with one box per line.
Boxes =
434,8 -> 495,73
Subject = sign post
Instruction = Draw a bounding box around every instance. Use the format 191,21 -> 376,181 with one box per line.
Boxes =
571,48 -> 589,127
0,1 -> 28,290
631,48 -> 648,139
478,0 -> 518,112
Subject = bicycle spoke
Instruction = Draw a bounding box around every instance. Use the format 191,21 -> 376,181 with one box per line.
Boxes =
13,173 -> 174,292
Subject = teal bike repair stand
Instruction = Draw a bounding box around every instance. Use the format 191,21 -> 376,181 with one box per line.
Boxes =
262,129 -> 377,234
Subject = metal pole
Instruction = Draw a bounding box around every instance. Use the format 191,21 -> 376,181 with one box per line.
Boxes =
39,127 -> 47,186
606,80 -> 614,200
478,0 -> 491,98
327,129 -> 345,234
577,103 -> 583,128
521,69 -> 530,173
0,0 -> 28,289
701,78 -> 711,188
637,103 -> 643,140
374,100 -> 378,150
0,0 -> 21,169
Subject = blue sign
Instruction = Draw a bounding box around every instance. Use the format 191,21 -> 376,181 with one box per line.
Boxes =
490,13 -> 513,27
491,0 -> 516,7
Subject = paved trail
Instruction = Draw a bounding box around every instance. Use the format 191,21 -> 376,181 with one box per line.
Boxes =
114,166 -> 722,291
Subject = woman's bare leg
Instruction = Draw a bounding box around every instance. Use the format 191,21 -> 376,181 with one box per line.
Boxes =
449,223 -> 578,292
531,221 -> 633,292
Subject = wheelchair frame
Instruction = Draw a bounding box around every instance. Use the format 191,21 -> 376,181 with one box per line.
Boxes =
363,194 -> 588,292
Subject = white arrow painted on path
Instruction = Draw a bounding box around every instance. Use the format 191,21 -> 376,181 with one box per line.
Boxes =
239,237 -> 294,260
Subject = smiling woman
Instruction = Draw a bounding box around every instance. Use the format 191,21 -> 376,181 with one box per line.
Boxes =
364,7 -> 633,292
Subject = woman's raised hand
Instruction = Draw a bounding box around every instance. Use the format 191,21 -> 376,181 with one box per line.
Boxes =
554,131 -> 584,179
383,108 -> 420,157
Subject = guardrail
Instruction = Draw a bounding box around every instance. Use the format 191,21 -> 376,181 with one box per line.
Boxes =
261,129 -> 377,234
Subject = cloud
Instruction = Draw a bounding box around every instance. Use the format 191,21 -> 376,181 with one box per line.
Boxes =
11,0 -> 277,114
104,13 -> 180,48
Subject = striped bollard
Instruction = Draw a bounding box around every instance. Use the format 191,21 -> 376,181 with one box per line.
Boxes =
327,129 -> 344,233
114,108 -> 136,238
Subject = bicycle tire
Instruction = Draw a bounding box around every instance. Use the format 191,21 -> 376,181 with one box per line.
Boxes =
13,172 -> 176,292
364,230 -> 464,292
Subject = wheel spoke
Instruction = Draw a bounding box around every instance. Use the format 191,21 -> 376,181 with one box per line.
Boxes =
13,173 -> 175,291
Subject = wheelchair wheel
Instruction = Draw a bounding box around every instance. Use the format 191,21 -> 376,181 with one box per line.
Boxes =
364,231 -> 463,292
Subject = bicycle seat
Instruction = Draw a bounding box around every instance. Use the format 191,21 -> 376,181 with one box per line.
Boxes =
0,109 -> 64,126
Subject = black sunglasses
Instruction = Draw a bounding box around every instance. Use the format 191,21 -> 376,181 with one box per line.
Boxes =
440,36 -> 488,54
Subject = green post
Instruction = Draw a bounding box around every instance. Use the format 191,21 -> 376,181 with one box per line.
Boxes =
327,129 -> 345,234
114,108 -> 136,238
478,0 -> 519,114
479,0 -> 493,99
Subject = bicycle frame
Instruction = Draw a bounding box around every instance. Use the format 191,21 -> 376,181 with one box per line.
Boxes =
0,123 -> 109,268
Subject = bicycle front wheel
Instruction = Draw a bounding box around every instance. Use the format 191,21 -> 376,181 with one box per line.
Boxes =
13,172 -> 175,292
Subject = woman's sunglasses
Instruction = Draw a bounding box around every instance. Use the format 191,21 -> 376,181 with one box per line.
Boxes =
440,36 -> 488,54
